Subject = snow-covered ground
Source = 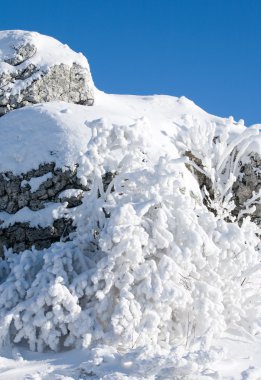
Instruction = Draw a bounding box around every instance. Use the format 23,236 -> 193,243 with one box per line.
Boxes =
0,333 -> 261,379
0,89 -> 260,379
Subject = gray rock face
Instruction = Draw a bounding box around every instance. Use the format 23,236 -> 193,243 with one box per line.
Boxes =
0,163 -> 88,213
0,163 -> 116,255
232,153 -> 261,225
0,30 -> 94,116
0,163 -> 89,256
184,151 -> 213,195
0,31 -> 97,255
0,218 -> 74,254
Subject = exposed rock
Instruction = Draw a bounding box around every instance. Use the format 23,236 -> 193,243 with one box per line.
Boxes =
0,163 -> 89,256
0,164 -> 89,214
0,161 -> 117,255
0,218 -> 74,254
184,151 -> 213,194
232,153 -> 261,225
0,30 -> 94,115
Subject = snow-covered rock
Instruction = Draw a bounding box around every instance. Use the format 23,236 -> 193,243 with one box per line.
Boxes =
0,30 -> 94,115
0,102 -> 93,254
0,31 -> 260,380
0,164 -> 87,255
0,102 -> 92,174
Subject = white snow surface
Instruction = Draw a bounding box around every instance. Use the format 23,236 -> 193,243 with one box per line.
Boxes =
58,189 -> 84,199
0,334 -> 260,380
0,30 -> 88,67
0,102 -> 91,174
21,173 -> 52,193
0,202 -> 67,228
0,90 -> 260,379
0,89 -> 254,175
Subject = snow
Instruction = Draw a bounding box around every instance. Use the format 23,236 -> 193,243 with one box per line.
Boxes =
0,87 -> 260,379
0,102 -> 92,174
21,173 -> 52,193
58,189 -> 83,199
0,202 -> 67,228
214,333 -> 261,379
0,30 -> 89,68
0,88 -> 252,176
0,335 -> 260,379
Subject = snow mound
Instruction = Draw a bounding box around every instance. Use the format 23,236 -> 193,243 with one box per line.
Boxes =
0,102 -> 92,174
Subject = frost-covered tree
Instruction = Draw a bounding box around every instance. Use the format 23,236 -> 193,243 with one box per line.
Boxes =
176,116 -> 261,223
0,117 -> 260,361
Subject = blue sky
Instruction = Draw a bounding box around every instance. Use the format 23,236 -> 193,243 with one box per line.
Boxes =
1,0 -> 260,125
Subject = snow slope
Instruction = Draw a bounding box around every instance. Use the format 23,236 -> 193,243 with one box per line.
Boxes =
0,88 -> 251,173
0,89 -> 260,379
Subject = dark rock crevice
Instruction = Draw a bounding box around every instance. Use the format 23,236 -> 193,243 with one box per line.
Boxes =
0,218 -> 74,254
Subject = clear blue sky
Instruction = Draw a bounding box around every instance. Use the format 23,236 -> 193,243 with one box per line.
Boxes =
1,0 -> 260,125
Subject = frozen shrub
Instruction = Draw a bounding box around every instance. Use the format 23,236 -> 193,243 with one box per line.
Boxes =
0,118 -> 260,358
176,116 -> 261,222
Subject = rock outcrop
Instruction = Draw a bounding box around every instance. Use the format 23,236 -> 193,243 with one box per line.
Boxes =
0,163 -> 88,255
0,164 -> 115,255
0,99 -> 93,255
0,30 -> 94,116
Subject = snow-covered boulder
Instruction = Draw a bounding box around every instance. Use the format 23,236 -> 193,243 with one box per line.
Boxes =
0,30 -> 94,115
0,103 -> 93,254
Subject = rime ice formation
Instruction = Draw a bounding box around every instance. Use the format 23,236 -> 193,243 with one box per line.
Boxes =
0,31 -> 260,380
0,30 -> 94,116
